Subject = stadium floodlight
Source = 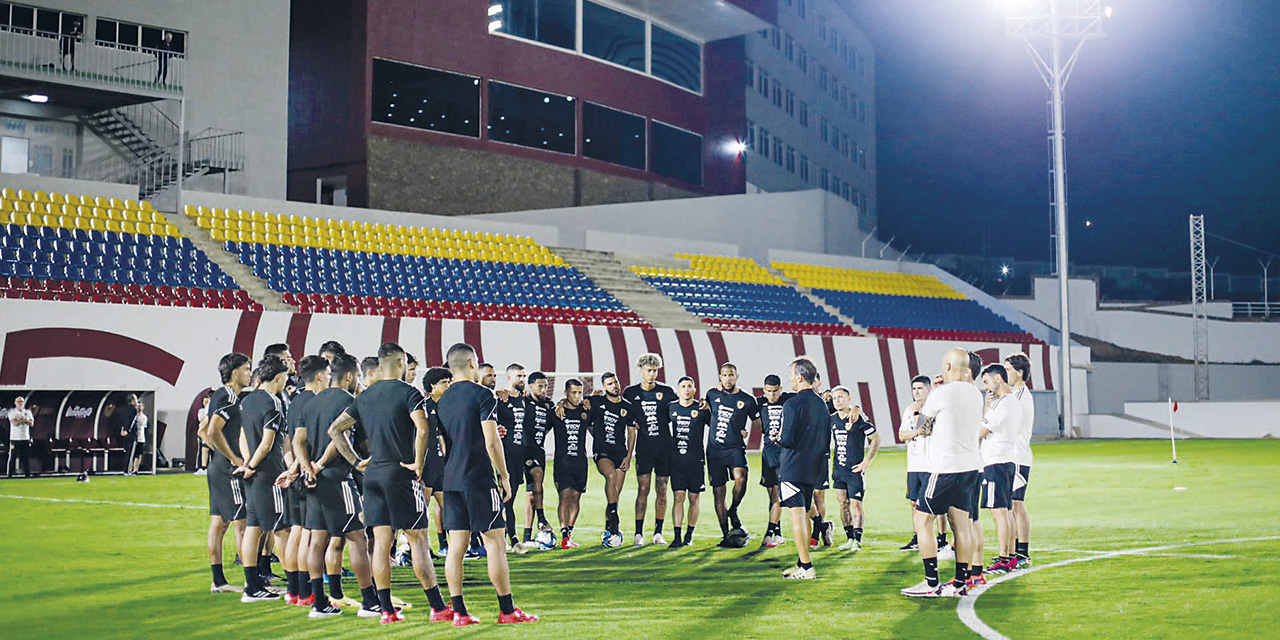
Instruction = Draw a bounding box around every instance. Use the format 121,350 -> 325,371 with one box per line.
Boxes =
488,4 -> 504,17
23,94 -> 48,103
1001,264 -> 1011,276
1006,0 -> 1106,437
489,19 -> 503,33
725,139 -> 748,156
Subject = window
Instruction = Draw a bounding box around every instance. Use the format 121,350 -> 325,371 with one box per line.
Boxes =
860,103 -> 868,124
841,134 -> 850,159
745,61 -> 754,89
819,167 -> 828,190
651,121 -> 701,185
798,47 -> 808,74
831,77 -> 840,102
772,137 -> 782,166
758,128 -> 770,159
851,185 -> 861,205
819,65 -> 828,90
818,16 -> 826,39
31,143 -> 51,175
488,81 -> 575,153
651,25 -> 701,92
770,28 -> 781,50
831,126 -> 841,152
745,120 -> 755,151
784,35 -> 794,61
582,2 -> 644,71
798,0 -> 807,20
799,101 -> 809,128
860,193 -> 868,212
784,90 -> 795,118
820,117 -> 828,143
842,182 -> 851,201
94,17 -> 186,53
757,69 -> 769,97
372,59 -> 480,137
785,146 -> 796,173
859,148 -> 867,169
60,148 -> 74,178
491,0 -> 575,50
841,88 -> 849,112
799,155 -> 809,182
583,102 -> 645,170
858,56 -> 866,79
772,80 -> 782,108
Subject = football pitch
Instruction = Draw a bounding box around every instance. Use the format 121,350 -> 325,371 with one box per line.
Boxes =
1,439 -> 1277,639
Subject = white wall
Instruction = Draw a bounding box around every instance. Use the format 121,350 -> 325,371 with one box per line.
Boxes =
1124,401 -> 1280,438
1088,362 -> 1280,414
585,229 -> 740,258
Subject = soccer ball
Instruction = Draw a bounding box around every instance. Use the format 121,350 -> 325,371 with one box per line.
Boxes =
601,531 -> 623,548
724,527 -> 750,548
534,528 -> 557,550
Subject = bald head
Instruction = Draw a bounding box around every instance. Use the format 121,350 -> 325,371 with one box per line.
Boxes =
941,348 -> 970,384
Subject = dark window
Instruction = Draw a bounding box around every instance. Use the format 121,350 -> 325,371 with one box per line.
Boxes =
118,22 -> 138,47
488,81 -> 575,154
583,2 -> 644,71
745,61 -> 753,88
798,47 -> 808,74
94,18 -> 115,43
493,0 -> 575,51
60,148 -> 74,178
651,25 -> 700,92
785,146 -> 796,173
799,155 -> 809,182
651,122 -> 701,185
141,26 -> 185,53
745,121 -> 755,151
583,102 -> 645,170
758,128 -> 770,159
34,8 -> 56,34
372,59 -> 480,138
9,4 -> 32,31
799,101 -> 809,128
772,138 -> 782,166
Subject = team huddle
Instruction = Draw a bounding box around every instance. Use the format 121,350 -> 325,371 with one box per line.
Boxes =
196,339 -> 1035,624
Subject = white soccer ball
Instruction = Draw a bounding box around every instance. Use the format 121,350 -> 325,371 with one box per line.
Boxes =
534,528 -> 557,550
602,531 -> 623,548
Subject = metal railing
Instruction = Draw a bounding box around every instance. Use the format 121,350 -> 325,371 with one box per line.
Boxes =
188,128 -> 245,174
1232,302 -> 1279,319
78,128 -> 244,199
0,25 -> 183,92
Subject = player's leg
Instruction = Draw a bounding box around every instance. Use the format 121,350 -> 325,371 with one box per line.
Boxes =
207,515 -> 237,591
652,474 -> 669,544
444,529 -> 470,620
712,482 -> 730,540
728,464 -> 748,530
901,507 -> 941,596
634,472 -> 651,543
567,490 -> 581,528
946,506 -> 973,590
780,483 -> 815,578
786,504 -> 813,574
370,525 -> 397,614
283,524 -> 302,602
671,489 -> 686,544
406,528 -> 452,619
1013,498 -> 1031,564
433,492 -> 447,552
527,466 -> 547,531
836,488 -> 854,549
345,529 -> 377,613
597,458 -> 620,537
241,524 -> 265,594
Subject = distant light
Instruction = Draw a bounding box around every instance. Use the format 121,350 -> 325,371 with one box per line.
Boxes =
23,94 -> 48,103
488,5 -> 504,17
1000,265 -> 1011,276
1085,219 -> 1093,227
725,140 -> 748,155
543,97 -> 550,104
1104,6 -> 1114,18
488,19 -> 502,33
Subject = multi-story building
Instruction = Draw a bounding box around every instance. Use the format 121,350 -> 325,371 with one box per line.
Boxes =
743,0 -> 876,229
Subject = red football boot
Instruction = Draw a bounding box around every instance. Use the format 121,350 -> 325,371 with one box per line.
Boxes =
452,612 -> 482,627
498,608 -> 540,624
429,606 -> 456,623
296,594 -> 315,607
379,609 -> 405,624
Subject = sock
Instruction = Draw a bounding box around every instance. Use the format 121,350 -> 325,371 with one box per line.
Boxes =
636,519 -> 645,536
537,509 -> 548,526
497,592 -> 515,615
376,588 -> 393,612
924,557 -> 939,587
424,585 -> 446,612
673,526 -> 683,543
286,571 -> 299,597
310,578 -> 328,607
939,533 -> 948,547
243,566 -> 259,591
854,527 -> 863,543
955,562 -> 969,584
451,595 -> 469,617
1016,541 -> 1030,558
360,585 -> 378,609
907,533 -> 918,544
299,572 -> 313,598
438,532 -> 447,549
811,515 -> 822,541
720,517 -> 730,536
729,507 -> 741,528
561,527 -> 569,540
258,556 -> 272,579
844,525 -> 856,541
685,527 -> 695,544
798,560 -> 813,570
505,503 -> 517,541
523,527 -> 533,542
973,564 -> 984,578
211,563 -> 227,587
470,532 -> 481,550
328,573 -> 344,600
655,519 -> 664,535
606,503 -> 619,532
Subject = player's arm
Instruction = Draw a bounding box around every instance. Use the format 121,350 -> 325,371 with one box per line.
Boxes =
201,412 -> 244,467
292,424 -> 318,481
403,409 -> 429,478
327,410 -> 363,467
853,431 -> 881,474
481,417 -> 511,499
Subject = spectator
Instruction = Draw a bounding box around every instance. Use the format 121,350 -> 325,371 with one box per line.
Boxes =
155,31 -> 175,84
123,397 -> 149,476
8,396 -> 33,477
195,395 -> 211,475
60,19 -> 82,71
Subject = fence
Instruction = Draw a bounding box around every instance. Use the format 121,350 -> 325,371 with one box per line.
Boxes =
0,25 -> 183,92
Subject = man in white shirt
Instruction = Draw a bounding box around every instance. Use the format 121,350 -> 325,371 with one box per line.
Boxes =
901,349 -> 984,599
8,396 -> 34,477
978,364 -> 1019,576
127,398 -> 149,475
1004,353 -> 1036,568
898,375 -> 950,554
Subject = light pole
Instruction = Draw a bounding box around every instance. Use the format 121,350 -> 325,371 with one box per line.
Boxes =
1209,256 -> 1219,300
1261,257 -> 1273,318
1006,0 -> 1107,436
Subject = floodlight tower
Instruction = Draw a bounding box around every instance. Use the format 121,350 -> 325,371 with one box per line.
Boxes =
1007,0 -> 1107,435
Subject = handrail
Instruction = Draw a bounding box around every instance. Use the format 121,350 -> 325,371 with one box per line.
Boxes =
0,25 -> 184,92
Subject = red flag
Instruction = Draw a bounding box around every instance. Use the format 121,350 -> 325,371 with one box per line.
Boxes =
1173,400 -> 1179,412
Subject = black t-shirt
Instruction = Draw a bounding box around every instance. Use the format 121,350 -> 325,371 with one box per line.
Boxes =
706,387 -> 760,451
779,389 -> 831,485
622,383 -> 676,447
305,388 -> 357,478
438,380 -> 499,491
669,402 -> 709,463
207,385 -> 245,468
757,392 -> 795,467
553,403 -> 591,462
285,389 -> 315,451
424,396 -> 445,468
590,396 -> 635,456
241,389 -> 286,475
831,413 -> 877,475
496,393 -> 528,450
347,379 -> 426,466
524,395 -> 553,451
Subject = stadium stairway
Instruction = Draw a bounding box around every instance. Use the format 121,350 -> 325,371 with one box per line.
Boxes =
167,211 -> 294,312
553,247 -> 706,330
766,265 -> 868,335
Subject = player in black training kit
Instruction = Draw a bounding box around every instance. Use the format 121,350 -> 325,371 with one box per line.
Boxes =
591,372 -> 637,546
705,363 -> 761,547
621,353 -> 675,546
495,364 -> 529,549
420,367 -> 453,558
199,353 -> 253,594
777,357 -> 829,580
553,379 -> 592,549
757,374 -> 794,548
828,386 -> 881,551
236,356 -> 291,602
328,343 -> 452,625
437,342 -> 538,626
667,377 -> 708,548
261,344 -> 314,608
520,372 -> 555,547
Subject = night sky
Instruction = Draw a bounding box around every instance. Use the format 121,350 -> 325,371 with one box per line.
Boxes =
845,0 -> 1280,275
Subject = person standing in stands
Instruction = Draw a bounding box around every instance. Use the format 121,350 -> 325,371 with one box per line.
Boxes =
155,31 -> 176,84
125,397 -> 149,476
60,19 -> 82,71
7,396 -> 33,477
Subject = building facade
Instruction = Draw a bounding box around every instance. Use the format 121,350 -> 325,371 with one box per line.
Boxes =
743,0 -> 876,229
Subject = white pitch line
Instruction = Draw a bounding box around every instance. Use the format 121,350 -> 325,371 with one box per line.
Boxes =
0,494 -> 206,510
956,535 -> 1280,640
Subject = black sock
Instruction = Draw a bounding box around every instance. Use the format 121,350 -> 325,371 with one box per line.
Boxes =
211,563 -> 227,587
729,507 -> 741,528
243,566 -> 259,591
798,560 -> 813,570
360,585 -> 378,609
470,532 -> 482,549
655,519 -> 664,535
844,525 -> 856,540
939,533 -> 948,547
955,562 -> 969,584
299,572 -> 313,598
685,527 -> 695,544
376,588 -> 393,612
497,592 -> 515,615
310,578 -> 328,607
451,595 -> 468,617
537,509 -> 547,526
286,571 -> 299,597
811,516 -> 822,540
438,532 -> 447,549
606,502 -> 619,531
328,573 -> 344,600
973,564 -> 984,577
907,533 -> 918,544
258,556 -> 272,579
424,585 -> 446,612
673,526 -> 683,543
636,519 -> 644,536
523,527 -> 533,542
561,527 -> 569,540
1016,541 -> 1029,558
854,527 -> 863,542
505,502 -> 517,541
924,557 -> 939,587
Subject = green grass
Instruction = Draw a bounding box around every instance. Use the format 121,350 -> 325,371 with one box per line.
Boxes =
1,440 -> 1277,639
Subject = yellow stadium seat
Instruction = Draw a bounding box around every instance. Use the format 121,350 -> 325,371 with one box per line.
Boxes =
33,191 -> 50,203
139,200 -> 154,211
121,221 -> 137,234
50,193 -> 66,205
1,188 -> 15,199
211,228 -> 226,242
105,220 -> 122,233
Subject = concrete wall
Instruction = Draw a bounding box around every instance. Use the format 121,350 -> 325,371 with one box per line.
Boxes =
1088,362 -> 1280,414
1124,401 -> 1280,439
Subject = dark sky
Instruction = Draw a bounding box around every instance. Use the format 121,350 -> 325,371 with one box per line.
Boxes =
844,0 -> 1280,274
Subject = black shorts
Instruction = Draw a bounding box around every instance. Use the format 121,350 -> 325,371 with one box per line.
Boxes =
305,474 -> 364,536
1013,465 -> 1032,501
286,483 -> 307,528
906,471 -> 928,503
669,459 -> 705,494
362,463 -> 428,530
594,450 -> 627,470
424,457 -> 444,493
759,463 -> 779,488
554,458 -> 588,494
523,449 -> 546,485
207,460 -> 246,521
982,462 -> 1016,510
834,473 -> 865,500
706,446 -> 747,487
779,481 -> 814,510
815,463 -> 830,491
442,486 -> 505,533
246,474 -> 287,531
634,441 -> 671,477
504,448 -> 525,490
916,470 -> 981,518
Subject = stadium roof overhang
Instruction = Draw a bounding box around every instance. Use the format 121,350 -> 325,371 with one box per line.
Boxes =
604,0 -> 772,42
0,75 -> 159,116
